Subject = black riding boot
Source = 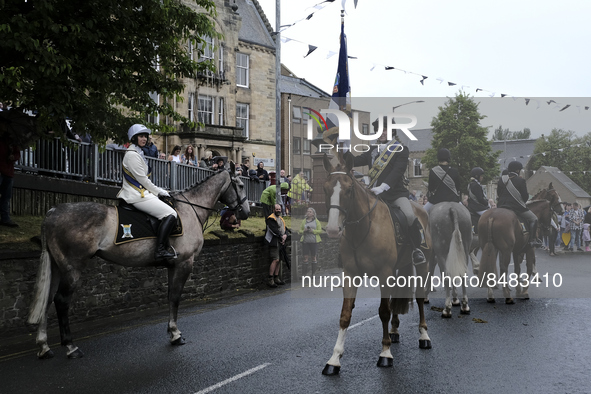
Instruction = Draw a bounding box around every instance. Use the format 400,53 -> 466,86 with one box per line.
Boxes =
154,215 -> 177,261
528,218 -> 541,248
409,219 -> 426,266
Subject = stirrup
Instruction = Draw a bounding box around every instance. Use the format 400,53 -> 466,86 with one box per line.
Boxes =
412,249 -> 426,266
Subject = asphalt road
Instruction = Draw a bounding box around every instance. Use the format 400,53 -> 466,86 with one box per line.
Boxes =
1,249 -> 590,394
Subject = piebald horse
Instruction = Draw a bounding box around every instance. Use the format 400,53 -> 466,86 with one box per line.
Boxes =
477,184 -> 562,303
28,164 -> 249,359
321,153 -> 432,376
428,202 -> 473,317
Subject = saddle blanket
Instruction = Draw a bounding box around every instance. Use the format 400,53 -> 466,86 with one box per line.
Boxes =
114,206 -> 183,245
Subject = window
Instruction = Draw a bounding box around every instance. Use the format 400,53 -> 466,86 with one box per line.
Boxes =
413,158 -> 422,177
236,53 -> 249,87
293,168 -> 301,177
199,36 -> 214,61
236,102 -> 249,138
218,45 -> 224,77
187,40 -> 194,61
198,95 -> 214,125
147,91 -> 159,124
187,93 -> 195,122
292,106 -> 301,123
302,108 -> 310,124
362,124 -> 369,135
218,97 -> 225,126
293,137 -> 301,154
303,138 -> 311,154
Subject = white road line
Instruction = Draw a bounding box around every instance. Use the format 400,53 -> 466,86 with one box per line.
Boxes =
349,315 -> 379,330
194,363 -> 271,394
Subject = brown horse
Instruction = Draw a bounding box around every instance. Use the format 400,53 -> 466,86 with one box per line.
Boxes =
321,153 -> 432,375
477,184 -> 562,303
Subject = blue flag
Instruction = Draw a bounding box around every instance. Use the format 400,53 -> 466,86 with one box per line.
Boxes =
326,19 -> 351,132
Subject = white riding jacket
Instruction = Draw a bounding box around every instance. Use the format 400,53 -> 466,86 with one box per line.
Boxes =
117,145 -> 168,204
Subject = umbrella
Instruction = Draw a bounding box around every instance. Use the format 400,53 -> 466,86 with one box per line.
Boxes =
279,243 -> 291,270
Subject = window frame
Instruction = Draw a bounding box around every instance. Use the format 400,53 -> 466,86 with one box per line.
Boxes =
236,53 -> 249,88
236,102 -> 250,139
198,95 -> 214,125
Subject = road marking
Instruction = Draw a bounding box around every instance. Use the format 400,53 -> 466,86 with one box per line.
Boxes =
349,315 -> 379,330
194,363 -> 271,394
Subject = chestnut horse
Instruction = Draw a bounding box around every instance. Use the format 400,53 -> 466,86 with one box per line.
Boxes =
321,153 -> 432,376
27,164 -> 249,359
477,184 -> 562,303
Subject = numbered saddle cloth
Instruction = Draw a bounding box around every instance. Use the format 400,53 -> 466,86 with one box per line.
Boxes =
114,204 -> 183,245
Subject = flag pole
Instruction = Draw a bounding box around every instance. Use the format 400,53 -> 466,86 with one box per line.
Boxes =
274,0 -> 282,209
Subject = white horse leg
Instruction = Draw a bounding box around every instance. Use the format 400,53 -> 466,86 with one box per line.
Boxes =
323,289 -> 356,375
460,284 -> 470,315
451,286 -> 460,306
442,286 -> 453,318
35,313 -> 53,359
377,296 -> 393,367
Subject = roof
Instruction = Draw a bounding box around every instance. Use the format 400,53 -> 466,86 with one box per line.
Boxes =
279,75 -> 331,98
491,139 -> 536,171
238,0 -> 275,50
397,128 -> 433,152
534,166 -> 591,198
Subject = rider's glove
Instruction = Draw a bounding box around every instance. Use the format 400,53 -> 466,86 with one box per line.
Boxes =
158,191 -> 170,198
371,183 -> 390,195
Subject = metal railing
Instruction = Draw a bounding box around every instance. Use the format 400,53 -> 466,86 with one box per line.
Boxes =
16,138 -> 266,203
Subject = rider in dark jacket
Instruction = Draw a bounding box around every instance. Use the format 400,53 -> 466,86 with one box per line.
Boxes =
497,161 -> 540,247
467,167 -> 490,214
424,148 -> 461,212
352,116 -> 426,266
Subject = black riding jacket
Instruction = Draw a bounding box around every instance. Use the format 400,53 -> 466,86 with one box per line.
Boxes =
467,179 -> 489,212
497,171 -> 529,213
427,165 -> 461,204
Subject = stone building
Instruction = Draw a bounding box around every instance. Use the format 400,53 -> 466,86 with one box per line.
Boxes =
527,166 -> 591,207
154,0 -> 277,167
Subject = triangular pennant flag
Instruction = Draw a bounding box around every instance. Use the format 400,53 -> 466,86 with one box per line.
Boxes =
385,66 -> 395,70
354,0 -> 358,7
370,63 -> 376,71
461,85 -> 470,91
306,13 -> 314,20
280,37 -> 292,43
501,94 -> 507,98
448,82 -> 456,86
525,98 -> 530,105
342,0 -> 347,13
326,51 -> 337,59
547,100 -> 556,105
585,106 -> 589,110
559,105 -> 571,112
476,88 -> 482,92
489,92 -> 495,97
347,56 -> 357,59
420,76 -> 428,85
436,78 -> 444,84
304,45 -> 318,57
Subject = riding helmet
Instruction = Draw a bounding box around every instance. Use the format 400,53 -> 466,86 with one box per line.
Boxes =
507,161 -> 523,173
470,167 -> 485,178
437,148 -> 451,163
128,124 -> 151,141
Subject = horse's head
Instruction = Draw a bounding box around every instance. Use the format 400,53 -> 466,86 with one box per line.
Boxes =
323,152 -> 355,238
546,183 -> 564,214
221,162 -> 250,220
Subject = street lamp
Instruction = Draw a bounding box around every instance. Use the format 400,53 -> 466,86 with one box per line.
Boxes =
392,100 -> 425,112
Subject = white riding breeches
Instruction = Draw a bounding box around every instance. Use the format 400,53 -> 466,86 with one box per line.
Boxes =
132,197 -> 177,220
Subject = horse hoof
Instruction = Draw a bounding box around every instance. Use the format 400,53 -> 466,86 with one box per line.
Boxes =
67,348 -> 84,359
322,364 -> 340,376
452,300 -> 460,307
171,336 -> 186,346
376,356 -> 393,368
460,309 -> 471,315
419,339 -> 432,349
505,298 -> 515,305
487,298 -> 495,303
442,313 -> 452,318
389,333 -> 400,343
38,349 -> 54,359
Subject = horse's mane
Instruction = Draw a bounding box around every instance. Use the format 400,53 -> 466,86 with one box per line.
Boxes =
526,199 -> 548,206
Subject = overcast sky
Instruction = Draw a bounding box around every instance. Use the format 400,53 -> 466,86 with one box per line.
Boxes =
256,0 -> 591,138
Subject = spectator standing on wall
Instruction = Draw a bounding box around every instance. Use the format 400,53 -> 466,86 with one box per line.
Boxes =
0,132 -> 21,227
141,136 -> 159,158
265,203 -> 287,288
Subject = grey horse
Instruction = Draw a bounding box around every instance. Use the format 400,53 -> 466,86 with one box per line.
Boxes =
428,202 -> 473,317
28,163 -> 249,359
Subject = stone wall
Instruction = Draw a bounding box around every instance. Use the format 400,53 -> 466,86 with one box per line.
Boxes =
0,234 -> 340,337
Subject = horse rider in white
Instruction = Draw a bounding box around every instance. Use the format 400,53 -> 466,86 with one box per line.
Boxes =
117,124 -> 178,260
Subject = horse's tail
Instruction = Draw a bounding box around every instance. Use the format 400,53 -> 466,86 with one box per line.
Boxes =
28,209 -> 54,325
478,217 -> 498,284
445,207 -> 467,279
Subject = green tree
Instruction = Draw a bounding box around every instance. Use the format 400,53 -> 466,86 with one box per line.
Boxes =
492,125 -> 512,141
0,0 -> 219,145
527,129 -> 591,195
513,127 -> 531,139
423,92 -> 501,193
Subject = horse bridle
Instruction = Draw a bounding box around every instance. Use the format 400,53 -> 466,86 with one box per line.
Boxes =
328,171 -> 378,246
